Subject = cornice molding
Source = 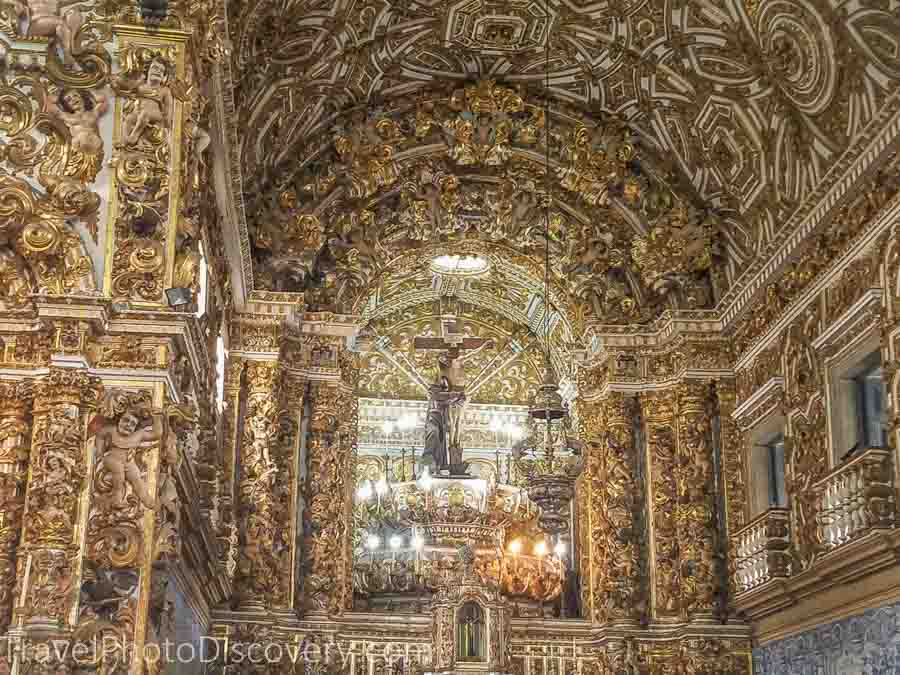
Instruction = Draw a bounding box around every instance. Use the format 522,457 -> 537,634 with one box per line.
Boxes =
734,195 -> 899,372
720,91 -> 900,328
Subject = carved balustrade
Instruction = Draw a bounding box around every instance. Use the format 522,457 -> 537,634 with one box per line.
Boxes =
731,508 -> 791,594
813,448 -> 895,553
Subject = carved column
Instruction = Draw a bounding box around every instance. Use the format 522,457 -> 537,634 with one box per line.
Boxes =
579,392 -> 642,626
13,369 -> 101,633
279,369 -> 306,612
235,360 -> 282,609
0,382 -> 32,635
673,382 -> 718,619
714,381 -> 748,606
642,388 -> 679,622
302,351 -> 358,616
642,382 -> 719,622
220,358 -> 244,582
107,27 -> 190,305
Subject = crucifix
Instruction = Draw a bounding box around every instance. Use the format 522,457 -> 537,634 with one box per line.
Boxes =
413,315 -> 494,390
412,312 -> 494,473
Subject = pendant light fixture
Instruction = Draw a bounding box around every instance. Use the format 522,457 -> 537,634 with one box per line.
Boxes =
513,0 -> 584,536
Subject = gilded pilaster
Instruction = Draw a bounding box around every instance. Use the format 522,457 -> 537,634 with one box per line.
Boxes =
235,360 -> 282,609
715,380 -> 748,604
14,369 -> 102,632
0,382 -> 33,635
106,26 -> 189,305
580,392 -> 642,625
302,350 -> 358,615
220,357 -> 244,581
674,382 -> 718,619
642,383 -> 719,622
642,388 -> 678,621
279,369 -> 306,612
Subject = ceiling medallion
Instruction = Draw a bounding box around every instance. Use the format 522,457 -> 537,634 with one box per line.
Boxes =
444,0 -> 556,54
430,254 -> 491,277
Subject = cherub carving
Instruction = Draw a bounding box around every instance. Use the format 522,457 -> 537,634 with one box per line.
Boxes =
12,0 -> 84,65
0,247 -> 32,307
94,405 -> 163,508
113,55 -> 183,148
246,407 -> 277,472
45,87 -> 108,182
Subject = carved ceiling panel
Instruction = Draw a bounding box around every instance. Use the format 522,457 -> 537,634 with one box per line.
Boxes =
228,0 -> 900,319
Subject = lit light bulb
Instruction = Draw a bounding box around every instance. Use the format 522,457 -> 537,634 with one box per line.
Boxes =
390,535 -> 403,550
356,482 -> 373,501
418,467 -> 433,491
554,541 -> 566,557
534,541 -> 548,557
366,534 -> 381,550
509,539 -> 522,555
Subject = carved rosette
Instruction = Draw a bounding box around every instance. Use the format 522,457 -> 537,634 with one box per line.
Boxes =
15,369 -> 101,629
235,360 -> 281,607
302,374 -> 358,616
0,381 -> 33,633
579,393 -> 642,626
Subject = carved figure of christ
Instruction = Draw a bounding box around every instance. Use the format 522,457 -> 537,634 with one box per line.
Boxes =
413,317 -> 494,466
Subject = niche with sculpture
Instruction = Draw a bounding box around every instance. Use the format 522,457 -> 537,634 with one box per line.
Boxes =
430,555 -> 511,673
457,601 -> 485,663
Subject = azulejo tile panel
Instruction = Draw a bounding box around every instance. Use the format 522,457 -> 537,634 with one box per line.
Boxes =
753,602 -> 900,675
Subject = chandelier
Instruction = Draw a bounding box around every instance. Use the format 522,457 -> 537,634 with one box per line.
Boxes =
351,472 -> 566,604
512,11 -> 584,535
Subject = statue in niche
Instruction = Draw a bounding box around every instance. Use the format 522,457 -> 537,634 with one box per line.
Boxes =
456,601 -> 485,662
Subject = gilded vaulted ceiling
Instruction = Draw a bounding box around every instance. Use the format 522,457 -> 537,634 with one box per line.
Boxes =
227,0 -> 900,329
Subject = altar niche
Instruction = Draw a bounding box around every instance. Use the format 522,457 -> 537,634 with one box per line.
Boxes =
457,602 -> 485,662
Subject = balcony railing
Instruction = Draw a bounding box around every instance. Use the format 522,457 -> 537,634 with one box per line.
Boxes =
813,448 -> 895,552
731,508 -> 791,594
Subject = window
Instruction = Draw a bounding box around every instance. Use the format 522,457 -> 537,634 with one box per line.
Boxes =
765,435 -> 787,508
854,361 -> 885,450
748,417 -> 787,518
832,350 -> 886,463
196,241 -> 209,318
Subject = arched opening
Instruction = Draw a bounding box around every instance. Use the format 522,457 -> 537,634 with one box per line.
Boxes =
457,601 -> 485,662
